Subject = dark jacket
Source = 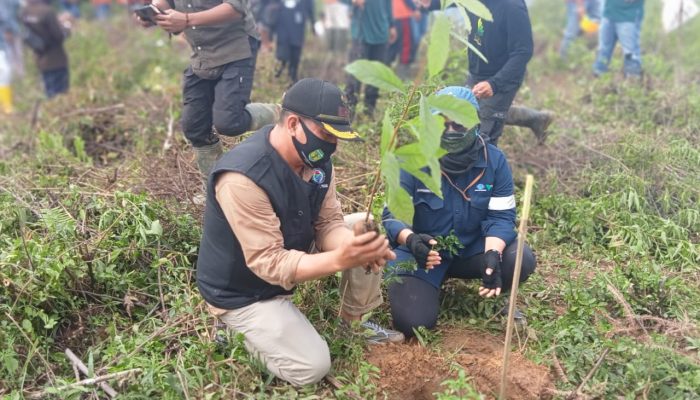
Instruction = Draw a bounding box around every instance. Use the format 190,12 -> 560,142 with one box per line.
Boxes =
21,2 -> 68,72
427,0 -> 533,94
196,127 -> 332,310
383,142 -> 517,260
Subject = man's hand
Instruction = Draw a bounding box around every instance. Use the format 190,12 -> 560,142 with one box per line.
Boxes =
353,0 -> 366,8
406,233 -> 441,270
472,81 -> 494,99
389,27 -> 398,44
134,13 -> 155,28
336,231 -> 396,271
478,250 -> 502,298
155,9 -> 188,33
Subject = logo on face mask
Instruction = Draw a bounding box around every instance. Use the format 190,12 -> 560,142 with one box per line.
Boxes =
308,149 -> 325,163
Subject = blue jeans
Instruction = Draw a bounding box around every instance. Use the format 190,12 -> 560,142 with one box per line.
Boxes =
560,0 -> 601,58
593,14 -> 643,77
42,67 -> 70,98
94,4 -> 111,20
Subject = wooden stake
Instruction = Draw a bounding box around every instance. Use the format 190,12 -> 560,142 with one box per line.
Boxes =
65,348 -> 118,398
498,174 -> 534,400
26,368 -> 141,399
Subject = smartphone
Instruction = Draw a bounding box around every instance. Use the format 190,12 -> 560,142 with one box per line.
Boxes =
134,4 -> 164,24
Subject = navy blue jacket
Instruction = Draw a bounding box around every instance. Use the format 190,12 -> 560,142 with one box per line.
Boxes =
426,0 -> 533,94
383,143 -> 517,259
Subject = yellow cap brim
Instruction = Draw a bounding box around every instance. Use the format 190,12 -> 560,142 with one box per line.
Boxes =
321,122 -> 363,141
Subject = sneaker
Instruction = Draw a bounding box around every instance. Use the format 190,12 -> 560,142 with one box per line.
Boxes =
359,320 -> 405,344
212,320 -> 229,347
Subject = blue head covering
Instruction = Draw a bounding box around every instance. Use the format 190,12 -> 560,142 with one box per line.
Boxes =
435,86 -> 480,112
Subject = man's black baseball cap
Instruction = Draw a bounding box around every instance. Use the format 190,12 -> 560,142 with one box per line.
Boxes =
281,78 -> 362,141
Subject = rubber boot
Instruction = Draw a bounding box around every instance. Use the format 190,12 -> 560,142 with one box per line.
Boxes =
245,103 -> 281,132
0,86 -> 13,114
506,106 -> 554,145
194,141 -> 223,182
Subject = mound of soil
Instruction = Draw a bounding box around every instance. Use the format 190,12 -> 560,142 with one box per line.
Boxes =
366,327 -> 554,400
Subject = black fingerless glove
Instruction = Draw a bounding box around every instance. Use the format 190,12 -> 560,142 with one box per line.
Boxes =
481,250 -> 503,290
406,233 -> 434,269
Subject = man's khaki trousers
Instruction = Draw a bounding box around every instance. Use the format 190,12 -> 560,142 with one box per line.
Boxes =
209,213 -> 382,386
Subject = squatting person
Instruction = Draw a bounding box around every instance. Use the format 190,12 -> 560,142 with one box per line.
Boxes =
196,78 -> 404,386
382,86 -> 537,337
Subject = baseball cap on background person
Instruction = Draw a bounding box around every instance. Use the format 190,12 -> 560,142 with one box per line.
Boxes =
282,78 -> 363,142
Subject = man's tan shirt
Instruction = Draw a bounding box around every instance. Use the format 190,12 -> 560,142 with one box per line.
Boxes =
213,168 -> 346,291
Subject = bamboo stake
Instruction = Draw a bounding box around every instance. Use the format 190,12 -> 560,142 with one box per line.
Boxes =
26,368 -> 141,399
498,174 -> 534,400
65,348 -> 118,398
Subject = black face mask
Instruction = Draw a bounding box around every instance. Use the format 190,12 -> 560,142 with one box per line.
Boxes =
439,125 -> 482,175
292,119 -> 337,168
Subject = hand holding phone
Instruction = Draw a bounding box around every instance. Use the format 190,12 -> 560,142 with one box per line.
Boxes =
134,4 -> 164,24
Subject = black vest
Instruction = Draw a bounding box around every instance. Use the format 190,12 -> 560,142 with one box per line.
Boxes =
196,127 -> 332,309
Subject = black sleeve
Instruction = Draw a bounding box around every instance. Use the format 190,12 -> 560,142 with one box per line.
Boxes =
44,11 -> 66,46
487,0 -> 533,94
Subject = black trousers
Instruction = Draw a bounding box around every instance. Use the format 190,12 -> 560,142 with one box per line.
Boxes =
345,40 -> 388,113
388,242 -> 537,337
466,75 -> 519,146
275,43 -> 302,82
181,39 -> 259,148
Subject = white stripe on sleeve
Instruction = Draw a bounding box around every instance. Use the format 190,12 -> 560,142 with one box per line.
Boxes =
488,195 -> 516,211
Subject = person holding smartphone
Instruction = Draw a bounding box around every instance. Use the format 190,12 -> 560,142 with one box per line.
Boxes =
136,0 -> 279,184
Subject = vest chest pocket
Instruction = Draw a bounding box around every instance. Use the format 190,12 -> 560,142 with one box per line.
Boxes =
412,192 -> 445,233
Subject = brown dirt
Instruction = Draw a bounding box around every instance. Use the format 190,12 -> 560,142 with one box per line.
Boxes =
366,327 -> 554,400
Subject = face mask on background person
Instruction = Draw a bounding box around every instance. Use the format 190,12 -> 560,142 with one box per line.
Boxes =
292,118 -> 337,168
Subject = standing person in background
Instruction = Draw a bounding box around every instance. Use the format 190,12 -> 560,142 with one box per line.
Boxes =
263,0 -> 315,83
324,0 -> 350,54
592,0 -> 644,78
560,0 -> 600,60
419,0 -> 553,145
388,0 -> 415,80
343,0 -> 396,119
4,0 -> 24,80
22,0 -> 71,99
0,1 -> 16,114
61,0 -> 82,18
92,0 -> 112,20
136,0 -> 279,182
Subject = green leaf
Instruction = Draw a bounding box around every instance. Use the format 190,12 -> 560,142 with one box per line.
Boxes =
22,319 -> 33,334
382,152 -> 414,224
395,143 -> 446,197
450,31 -> 488,63
145,220 -> 163,237
452,0 -> 493,21
345,60 -> 405,93
380,109 -> 394,157
419,95 -> 444,156
427,93 -> 480,128
427,14 -> 452,78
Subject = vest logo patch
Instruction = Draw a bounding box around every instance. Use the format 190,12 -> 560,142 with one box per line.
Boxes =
309,149 -> 325,162
312,168 -> 326,184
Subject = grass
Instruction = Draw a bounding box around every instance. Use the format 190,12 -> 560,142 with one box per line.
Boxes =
1,1 -> 699,398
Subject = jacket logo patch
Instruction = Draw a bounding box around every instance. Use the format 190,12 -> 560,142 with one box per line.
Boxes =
475,183 -> 492,192
311,168 -> 326,184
